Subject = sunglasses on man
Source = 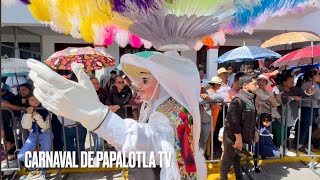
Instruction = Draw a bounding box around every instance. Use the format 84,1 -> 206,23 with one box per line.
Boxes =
116,81 -> 125,84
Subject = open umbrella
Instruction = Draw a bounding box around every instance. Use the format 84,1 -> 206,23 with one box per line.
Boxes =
1,58 -> 30,77
215,46 -> 281,63
45,47 -> 115,71
271,46 -> 320,67
261,32 -> 320,48
1,58 -> 30,95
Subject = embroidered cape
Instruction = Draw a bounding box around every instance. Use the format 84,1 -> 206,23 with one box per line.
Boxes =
157,98 -> 197,179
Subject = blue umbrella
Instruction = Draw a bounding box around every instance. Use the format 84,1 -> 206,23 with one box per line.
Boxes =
216,46 -> 281,63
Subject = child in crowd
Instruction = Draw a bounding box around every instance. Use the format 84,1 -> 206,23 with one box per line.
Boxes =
1,129 -> 18,180
18,94 -> 51,180
254,113 -> 280,172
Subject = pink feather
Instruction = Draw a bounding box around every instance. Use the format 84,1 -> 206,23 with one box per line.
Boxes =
130,34 -> 142,48
104,26 -> 116,46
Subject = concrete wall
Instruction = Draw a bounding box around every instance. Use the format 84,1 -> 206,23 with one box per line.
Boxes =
1,3 -> 41,26
41,35 -> 87,60
41,35 -> 120,80
181,50 -> 197,64
41,35 -> 120,60
224,39 -> 263,46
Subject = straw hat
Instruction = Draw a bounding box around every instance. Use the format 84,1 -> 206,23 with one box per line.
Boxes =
257,74 -> 272,86
121,63 -> 151,78
208,76 -> 223,85
217,67 -> 230,75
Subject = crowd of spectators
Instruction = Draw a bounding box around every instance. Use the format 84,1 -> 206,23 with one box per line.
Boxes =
198,64 -> 320,179
1,69 -> 140,180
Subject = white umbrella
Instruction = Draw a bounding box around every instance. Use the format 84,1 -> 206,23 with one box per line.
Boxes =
1,58 -> 30,77
215,46 -> 281,63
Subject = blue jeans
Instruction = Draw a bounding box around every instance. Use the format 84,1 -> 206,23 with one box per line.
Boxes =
298,107 -> 319,146
61,124 -> 87,153
18,130 -> 51,175
199,123 -> 211,153
91,132 -> 104,155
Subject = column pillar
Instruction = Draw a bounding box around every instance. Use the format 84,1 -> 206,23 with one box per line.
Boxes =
206,46 -> 219,79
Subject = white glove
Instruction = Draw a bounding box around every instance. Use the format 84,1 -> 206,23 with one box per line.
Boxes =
27,59 -> 109,131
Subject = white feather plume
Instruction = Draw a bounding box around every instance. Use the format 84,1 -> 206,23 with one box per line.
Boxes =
141,39 -> 153,49
115,30 -> 129,48
114,0 -> 235,51
93,25 -> 105,45
129,13 -> 226,50
213,31 -> 226,45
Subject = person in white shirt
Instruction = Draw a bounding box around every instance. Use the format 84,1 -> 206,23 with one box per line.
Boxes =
199,69 -> 209,88
5,76 -> 28,95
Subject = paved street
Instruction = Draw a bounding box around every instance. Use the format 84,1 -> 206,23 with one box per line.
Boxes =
14,161 -> 319,180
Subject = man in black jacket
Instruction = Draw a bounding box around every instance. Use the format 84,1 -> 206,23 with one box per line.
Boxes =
106,76 -> 132,118
220,74 -> 259,180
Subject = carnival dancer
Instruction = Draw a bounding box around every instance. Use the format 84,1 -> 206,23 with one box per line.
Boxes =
27,51 -> 206,180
